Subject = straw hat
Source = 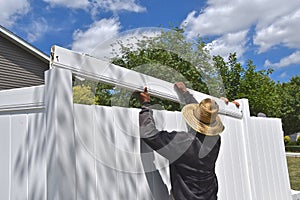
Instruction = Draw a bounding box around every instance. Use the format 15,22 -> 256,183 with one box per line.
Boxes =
182,98 -> 224,136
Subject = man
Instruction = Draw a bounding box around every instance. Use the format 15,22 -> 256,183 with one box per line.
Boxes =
139,82 -> 239,200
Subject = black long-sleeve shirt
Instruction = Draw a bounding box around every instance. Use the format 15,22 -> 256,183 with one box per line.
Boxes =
139,92 -> 221,200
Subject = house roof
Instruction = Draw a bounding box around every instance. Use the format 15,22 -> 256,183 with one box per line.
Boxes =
0,25 -> 49,63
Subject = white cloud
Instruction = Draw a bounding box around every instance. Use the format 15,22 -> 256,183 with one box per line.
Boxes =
182,0 -> 300,53
279,72 -> 288,79
0,0 -> 30,27
25,18 -> 48,42
93,0 -> 146,13
43,0 -> 146,13
206,30 -> 248,61
72,18 -> 121,56
264,51 -> 300,68
254,9 -> 300,53
72,20 -> 162,60
43,0 -> 89,9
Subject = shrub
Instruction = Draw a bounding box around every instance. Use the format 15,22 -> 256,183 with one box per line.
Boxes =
284,136 -> 291,145
288,141 -> 297,146
285,146 -> 300,152
73,85 -> 95,105
297,134 -> 300,145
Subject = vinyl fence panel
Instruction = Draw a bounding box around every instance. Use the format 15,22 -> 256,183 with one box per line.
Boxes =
245,117 -> 291,200
216,116 -> 252,200
0,112 -> 46,200
0,45 -> 296,200
0,85 -> 46,200
71,103 -> 289,200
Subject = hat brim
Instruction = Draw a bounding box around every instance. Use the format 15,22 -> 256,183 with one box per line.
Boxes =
182,103 -> 225,136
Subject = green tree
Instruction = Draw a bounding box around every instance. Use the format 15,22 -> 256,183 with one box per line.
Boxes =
213,53 -> 243,100
101,28 -> 215,110
73,85 -> 95,105
279,76 -> 300,135
237,60 -> 281,117
213,54 -> 281,117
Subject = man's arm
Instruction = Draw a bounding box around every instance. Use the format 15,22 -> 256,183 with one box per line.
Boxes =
138,87 -> 194,160
139,101 -> 177,149
138,87 -> 176,148
174,82 -> 198,104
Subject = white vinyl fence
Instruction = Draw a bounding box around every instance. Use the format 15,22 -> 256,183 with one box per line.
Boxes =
0,46 -> 298,200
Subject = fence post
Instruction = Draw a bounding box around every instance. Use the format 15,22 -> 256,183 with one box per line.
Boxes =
45,68 -> 76,200
239,99 -> 256,200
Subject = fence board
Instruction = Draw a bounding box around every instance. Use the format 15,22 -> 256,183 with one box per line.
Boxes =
0,116 -> 10,200
10,114 -> 28,200
27,113 -> 46,200
94,106 -> 118,200
273,120 -> 291,199
113,106 -> 138,200
74,104 -> 97,200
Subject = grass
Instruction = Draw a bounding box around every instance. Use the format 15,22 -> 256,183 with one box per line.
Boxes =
287,156 -> 300,191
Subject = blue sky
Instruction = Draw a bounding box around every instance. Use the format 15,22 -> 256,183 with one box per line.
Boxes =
1,0 -> 300,82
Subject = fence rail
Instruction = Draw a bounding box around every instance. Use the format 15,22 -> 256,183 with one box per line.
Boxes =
0,85 -> 44,113
50,45 -> 243,119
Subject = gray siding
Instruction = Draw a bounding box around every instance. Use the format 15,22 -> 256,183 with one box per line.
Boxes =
0,35 -> 49,90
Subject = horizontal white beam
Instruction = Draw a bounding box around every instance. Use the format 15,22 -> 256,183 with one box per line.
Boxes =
286,152 -> 300,158
50,45 -> 243,119
0,85 -> 45,113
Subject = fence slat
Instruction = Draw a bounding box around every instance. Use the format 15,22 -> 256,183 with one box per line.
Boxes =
10,114 -> 28,200
27,113 -> 46,200
0,116 -> 10,200
74,104 -> 97,200
94,106 -> 118,200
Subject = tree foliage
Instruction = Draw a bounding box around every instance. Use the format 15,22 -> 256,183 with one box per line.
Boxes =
213,53 -> 243,100
73,85 -> 95,105
279,76 -> 300,134
213,53 -> 299,134
213,54 -> 281,117
238,60 -> 281,117
106,28 -> 215,110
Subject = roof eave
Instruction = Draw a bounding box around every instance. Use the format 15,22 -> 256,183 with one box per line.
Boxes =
0,25 -> 49,64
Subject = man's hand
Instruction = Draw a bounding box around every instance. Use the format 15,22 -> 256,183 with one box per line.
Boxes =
231,100 -> 240,108
220,97 -> 240,108
139,87 -> 150,104
174,82 -> 188,93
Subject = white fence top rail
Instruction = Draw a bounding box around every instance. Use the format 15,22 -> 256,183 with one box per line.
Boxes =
0,85 -> 45,113
50,45 -> 243,119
